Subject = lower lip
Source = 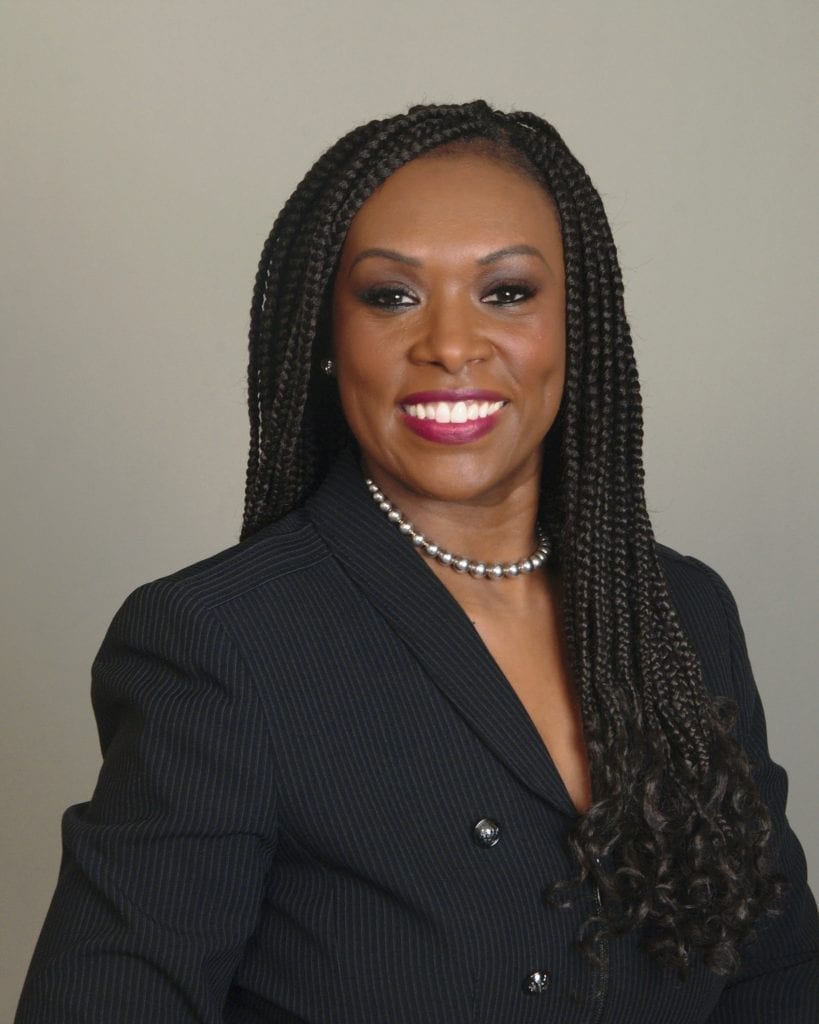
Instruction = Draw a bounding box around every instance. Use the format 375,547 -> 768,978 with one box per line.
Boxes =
398,409 -> 504,445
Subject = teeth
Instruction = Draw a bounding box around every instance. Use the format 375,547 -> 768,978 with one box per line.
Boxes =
403,400 -> 505,424
435,401 -> 451,424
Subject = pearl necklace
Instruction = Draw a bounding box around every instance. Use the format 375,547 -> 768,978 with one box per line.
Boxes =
365,478 -> 550,580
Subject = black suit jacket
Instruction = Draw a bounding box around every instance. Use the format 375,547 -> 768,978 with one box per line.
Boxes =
16,451 -> 818,1023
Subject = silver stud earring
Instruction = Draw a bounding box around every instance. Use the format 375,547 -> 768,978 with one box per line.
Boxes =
321,359 -> 335,377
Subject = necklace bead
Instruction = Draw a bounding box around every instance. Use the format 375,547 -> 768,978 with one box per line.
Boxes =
365,478 -> 550,580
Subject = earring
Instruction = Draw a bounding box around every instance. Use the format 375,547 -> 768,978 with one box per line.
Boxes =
321,359 -> 335,377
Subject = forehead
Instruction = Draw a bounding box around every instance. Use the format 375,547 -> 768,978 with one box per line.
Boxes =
341,151 -> 561,254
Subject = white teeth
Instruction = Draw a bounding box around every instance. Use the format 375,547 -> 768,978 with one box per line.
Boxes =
402,399 -> 505,424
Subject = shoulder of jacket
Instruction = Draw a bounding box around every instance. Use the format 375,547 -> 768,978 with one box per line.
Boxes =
656,541 -> 733,604
116,509 -> 332,619
654,542 -> 750,703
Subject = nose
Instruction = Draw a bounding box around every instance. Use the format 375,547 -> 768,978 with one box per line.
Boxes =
408,293 -> 493,373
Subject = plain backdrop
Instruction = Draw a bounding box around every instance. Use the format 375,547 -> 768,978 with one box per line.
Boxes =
2,0 -> 816,1013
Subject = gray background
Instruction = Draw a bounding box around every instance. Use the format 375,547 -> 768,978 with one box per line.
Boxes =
2,0 -> 816,1013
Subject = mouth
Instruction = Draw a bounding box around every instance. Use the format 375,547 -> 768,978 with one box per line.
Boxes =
398,389 -> 508,422
396,390 -> 508,444
400,398 -> 506,424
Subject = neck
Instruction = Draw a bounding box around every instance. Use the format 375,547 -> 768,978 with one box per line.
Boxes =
414,499 -> 542,565
362,463 -> 547,578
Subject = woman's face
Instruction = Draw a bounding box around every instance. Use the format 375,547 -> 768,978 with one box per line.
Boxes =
331,149 -> 565,509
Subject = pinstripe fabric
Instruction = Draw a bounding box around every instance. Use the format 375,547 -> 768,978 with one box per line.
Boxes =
15,449 -> 818,1022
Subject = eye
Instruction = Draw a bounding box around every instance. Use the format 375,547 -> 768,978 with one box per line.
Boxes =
482,283 -> 536,305
358,286 -> 417,309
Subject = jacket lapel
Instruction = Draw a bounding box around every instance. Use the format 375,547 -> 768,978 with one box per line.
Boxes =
305,449 -> 578,818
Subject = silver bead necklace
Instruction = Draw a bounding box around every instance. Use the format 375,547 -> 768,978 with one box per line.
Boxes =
365,478 -> 550,580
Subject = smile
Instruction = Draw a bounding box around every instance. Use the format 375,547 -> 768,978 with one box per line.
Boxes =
400,399 -> 506,423
396,392 -> 508,445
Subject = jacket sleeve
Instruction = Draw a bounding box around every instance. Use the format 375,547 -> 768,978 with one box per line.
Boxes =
15,578 -> 279,1023
693,561 -> 819,1023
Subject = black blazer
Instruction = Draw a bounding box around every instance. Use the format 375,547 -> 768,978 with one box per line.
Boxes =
16,451 -> 818,1023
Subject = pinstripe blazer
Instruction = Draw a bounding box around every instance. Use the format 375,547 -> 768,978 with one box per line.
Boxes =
16,449 -> 818,1023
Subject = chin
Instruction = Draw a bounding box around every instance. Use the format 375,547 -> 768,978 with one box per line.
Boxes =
396,455 -> 533,506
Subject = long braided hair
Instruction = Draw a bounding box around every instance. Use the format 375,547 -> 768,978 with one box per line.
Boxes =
241,100 -> 784,977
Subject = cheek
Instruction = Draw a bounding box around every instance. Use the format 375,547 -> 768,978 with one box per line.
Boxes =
550,335 -> 567,390
514,319 -> 566,390
335,338 -> 398,401
513,325 -> 566,426
332,311 -> 368,390
333,302 -> 406,389
539,301 -> 567,384
332,318 -> 397,440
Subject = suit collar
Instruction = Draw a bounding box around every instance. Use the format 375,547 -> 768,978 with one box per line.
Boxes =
304,448 -> 578,817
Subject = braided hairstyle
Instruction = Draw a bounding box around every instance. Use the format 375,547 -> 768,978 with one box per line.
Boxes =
241,100 -> 784,977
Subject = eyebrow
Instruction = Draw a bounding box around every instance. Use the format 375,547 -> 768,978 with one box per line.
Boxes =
348,248 -> 422,273
348,243 -> 548,275
477,244 -> 548,266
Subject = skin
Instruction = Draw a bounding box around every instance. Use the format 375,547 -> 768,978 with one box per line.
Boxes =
331,150 -> 591,813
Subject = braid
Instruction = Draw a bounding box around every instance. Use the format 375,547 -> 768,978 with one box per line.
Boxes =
241,100 -> 785,977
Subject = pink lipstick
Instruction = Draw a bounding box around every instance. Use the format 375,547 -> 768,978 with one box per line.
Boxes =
397,389 -> 508,445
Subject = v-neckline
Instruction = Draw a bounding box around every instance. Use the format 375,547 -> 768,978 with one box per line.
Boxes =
304,449 -> 581,819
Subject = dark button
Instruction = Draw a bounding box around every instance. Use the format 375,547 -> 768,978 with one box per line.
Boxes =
472,818 -> 501,847
522,970 -> 551,994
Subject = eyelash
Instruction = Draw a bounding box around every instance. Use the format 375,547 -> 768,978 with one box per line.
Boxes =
358,282 -> 536,309
483,283 -> 536,305
359,287 -> 417,309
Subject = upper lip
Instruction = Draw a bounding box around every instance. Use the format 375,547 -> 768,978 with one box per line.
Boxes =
398,389 -> 507,405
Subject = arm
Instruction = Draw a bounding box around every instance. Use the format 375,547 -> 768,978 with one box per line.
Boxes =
15,578 -> 279,1023
695,561 -> 819,1023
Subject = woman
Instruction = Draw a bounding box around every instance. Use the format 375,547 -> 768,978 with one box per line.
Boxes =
16,101 -> 817,1022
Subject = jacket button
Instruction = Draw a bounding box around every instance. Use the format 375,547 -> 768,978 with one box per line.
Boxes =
472,818 -> 501,847
522,970 -> 551,994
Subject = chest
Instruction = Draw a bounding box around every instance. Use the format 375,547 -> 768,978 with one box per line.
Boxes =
225,581 -> 724,1023
469,607 -> 592,815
